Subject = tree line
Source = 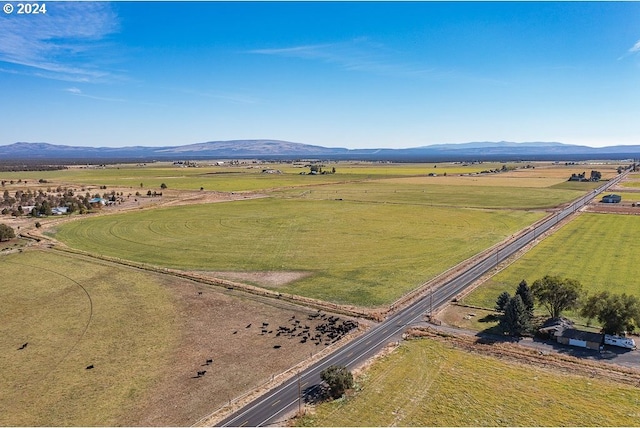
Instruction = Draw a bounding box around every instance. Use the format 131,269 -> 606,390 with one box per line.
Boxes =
495,275 -> 640,337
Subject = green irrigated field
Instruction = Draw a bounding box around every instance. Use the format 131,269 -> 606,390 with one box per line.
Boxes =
0,161 -> 589,193
296,338 -> 640,427
53,197 -> 543,306
463,213 -> 640,317
0,250 -> 177,426
281,180 -> 586,209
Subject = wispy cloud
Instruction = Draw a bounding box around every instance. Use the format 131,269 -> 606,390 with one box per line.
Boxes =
64,87 -> 125,102
630,40 -> 640,53
0,3 -> 120,82
247,38 -> 438,79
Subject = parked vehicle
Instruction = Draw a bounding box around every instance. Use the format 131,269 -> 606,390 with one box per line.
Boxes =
604,334 -> 636,349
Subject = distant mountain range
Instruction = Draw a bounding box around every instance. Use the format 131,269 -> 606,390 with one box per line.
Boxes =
1,140 -> 639,162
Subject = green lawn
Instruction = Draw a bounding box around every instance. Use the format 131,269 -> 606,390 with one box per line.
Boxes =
0,250 -> 177,426
463,213 -> 640,321
53,197 -> 543,307
297,338 -> 640,427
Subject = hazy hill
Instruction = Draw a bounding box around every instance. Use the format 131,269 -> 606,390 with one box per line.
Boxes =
1,140 -> 639,162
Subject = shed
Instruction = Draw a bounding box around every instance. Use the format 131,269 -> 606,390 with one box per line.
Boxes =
601,194 -> 621,203
556,328 -> 603,350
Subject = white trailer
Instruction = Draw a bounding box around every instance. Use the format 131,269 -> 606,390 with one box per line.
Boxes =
604,334 -> 636,350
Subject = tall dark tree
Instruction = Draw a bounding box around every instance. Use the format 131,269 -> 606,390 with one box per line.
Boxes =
581,292 -> 640,335
499,295 -> 532,337
0,223 -> 15,241
495,291 -> 511,312
515,280 -> 535,317
531,275 -> 582,319
320,365 -> 354,399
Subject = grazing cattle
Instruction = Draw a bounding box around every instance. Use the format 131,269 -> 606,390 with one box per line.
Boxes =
206,359 -> 213,365
273,345 -> 281,349
246,323 -> 252,328
233,330 -> 238,334
197,370 -> 206,377
86,365 -> 94,370
17,342 -> 28,350
198,291 -> 203,295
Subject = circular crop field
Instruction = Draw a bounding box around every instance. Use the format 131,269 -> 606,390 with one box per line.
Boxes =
53,198 -> 543,307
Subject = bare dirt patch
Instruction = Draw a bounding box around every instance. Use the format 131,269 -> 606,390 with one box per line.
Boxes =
190,270 -> 311,287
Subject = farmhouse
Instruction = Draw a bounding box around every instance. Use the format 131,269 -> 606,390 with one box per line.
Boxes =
601,194 -> 621,203
556,328 -> 603,350
52,207 -> 69,215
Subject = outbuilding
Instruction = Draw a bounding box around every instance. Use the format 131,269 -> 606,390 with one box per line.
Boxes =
556,328 -> 603,350
601,194 -> 621,203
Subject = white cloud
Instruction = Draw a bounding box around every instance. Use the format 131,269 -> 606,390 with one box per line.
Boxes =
0,3 -> 120,81
630,40 -> 640,53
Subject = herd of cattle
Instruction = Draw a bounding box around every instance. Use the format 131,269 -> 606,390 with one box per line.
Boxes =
253,311 -> 359,348
193,310 -> 358,379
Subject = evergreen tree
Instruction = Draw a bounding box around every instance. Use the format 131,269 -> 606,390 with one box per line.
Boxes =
499,295 -> 531,337
495,291 -> 511,312
515,279 -> 535,317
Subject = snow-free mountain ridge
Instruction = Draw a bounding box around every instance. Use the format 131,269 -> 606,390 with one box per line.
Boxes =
1,140 -> 639,162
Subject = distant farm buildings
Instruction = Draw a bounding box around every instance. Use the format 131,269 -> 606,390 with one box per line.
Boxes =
568,170 -> 601,182
601,194 -> 621,203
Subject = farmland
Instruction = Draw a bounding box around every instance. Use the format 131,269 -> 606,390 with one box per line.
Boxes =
461,213 -> 640,322
0,160 -> 622,193
45,161 -> 612,307
0,249 -> 361,426
1,160 -> 635,425
52,197 -> 543,307
0,250 -> 177,426
296,335 -> 640,427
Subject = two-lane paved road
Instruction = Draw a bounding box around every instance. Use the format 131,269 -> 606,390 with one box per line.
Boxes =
217,172 -> 627,427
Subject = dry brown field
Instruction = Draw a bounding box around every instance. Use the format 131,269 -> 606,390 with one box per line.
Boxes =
0,249 -> 362,426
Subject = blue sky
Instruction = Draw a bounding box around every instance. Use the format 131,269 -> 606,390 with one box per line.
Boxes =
1,1 -> 639,149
